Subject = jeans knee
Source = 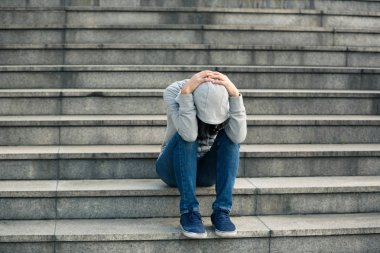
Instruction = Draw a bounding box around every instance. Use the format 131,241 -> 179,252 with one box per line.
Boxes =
155,159 -> 177,187
156,167 -> 177,187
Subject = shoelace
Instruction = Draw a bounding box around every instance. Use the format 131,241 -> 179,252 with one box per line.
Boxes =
215,210 -> 231,224
187,211 -> 203,225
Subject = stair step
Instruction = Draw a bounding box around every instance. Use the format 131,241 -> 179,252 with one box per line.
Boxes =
1,88 -> 379,97
0,1 -> 378,252
0,177 -> 379,218
1,24 -> 380,47
1,143 -> 380,158
1,0 -> 379,12
3,43 -> 379,50
1,213 -> 380,252
1,65 -> 379,90
2,114 -> 380,125
0,114 -> 379,145
1,44 -> 380,67
1,7 -> 380,29
0,143 -> 379,179
0,89 -> 378,116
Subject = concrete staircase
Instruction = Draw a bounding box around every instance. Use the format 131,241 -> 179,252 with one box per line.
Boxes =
1,0 -> 380,252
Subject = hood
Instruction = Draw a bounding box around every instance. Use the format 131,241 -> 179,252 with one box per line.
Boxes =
193,82 -> 229,125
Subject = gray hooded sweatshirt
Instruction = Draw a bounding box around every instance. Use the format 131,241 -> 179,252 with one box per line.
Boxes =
159,79 -> 247,157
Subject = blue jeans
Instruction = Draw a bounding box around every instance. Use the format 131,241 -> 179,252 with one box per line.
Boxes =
155,129 -> 240,215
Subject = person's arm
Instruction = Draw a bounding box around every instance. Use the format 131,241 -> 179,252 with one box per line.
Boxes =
207,72 -> 247,143
164,70 -> 214,142
225,94 -> 247,144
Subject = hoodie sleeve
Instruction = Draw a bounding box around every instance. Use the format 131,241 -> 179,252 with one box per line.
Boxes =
163,80 -> 198,142
224,94 -> 247,144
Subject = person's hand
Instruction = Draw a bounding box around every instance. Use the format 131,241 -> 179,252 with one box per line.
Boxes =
181,70 -> 214,94
208,71 -> 240,97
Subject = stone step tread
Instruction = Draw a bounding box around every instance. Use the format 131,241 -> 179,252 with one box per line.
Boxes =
1,65 -> 380,73
3,6 -> 380,17
1,24 -> 380,33
1,213 -> 380,242
0,115 -> 380,126
0,178 -> 251,197
0,0 -> 378,8
0,176 -> 379,197
0,88 -> 379,97
1,144 -> 380,159
2,43 -> 380,52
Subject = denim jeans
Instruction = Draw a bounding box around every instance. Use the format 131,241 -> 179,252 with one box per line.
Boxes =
155,129 -> 240,215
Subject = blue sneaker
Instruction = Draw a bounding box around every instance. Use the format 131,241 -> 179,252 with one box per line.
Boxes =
211,209 -> 237,237
180,211 -> 207,239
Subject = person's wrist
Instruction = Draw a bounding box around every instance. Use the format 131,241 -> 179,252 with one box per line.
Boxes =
225,83 -> 239,97
229,91 -> 240,97
181,80 -> 196,94
181,86 -> 192,94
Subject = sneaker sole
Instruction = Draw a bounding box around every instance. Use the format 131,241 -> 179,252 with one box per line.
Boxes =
180,225 -> 207,239
215,228 -> 237,238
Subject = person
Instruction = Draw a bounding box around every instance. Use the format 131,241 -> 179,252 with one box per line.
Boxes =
155,70 -> 247,239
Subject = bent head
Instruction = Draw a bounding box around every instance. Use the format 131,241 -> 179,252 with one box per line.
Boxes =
193,82 -> 229,125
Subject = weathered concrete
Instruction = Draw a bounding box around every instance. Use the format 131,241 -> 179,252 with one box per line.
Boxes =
0,127 -> 60,145
255,192 -> 380,215
324,14 -> 380,29
251,176 -> 380,214
1,115 -> 380,145
1,65 -> 380,90
0,177 -> 379,218
55,216 -> 269,240
0,220 -> 55,242
65,0 -> 380,12
0,9 -> 65,25
0,0 -> 62,8
0,243 -> 54,253
56,238 -> 268,253
244,156 -> 380,177
55,178 -> 254,197
2,143 -> 380,160
0,89 -> 379,115
55,178 -> 255,218
247,125 -> 380,144
1,0 -> 380,12
56,195 -> 254,218
58,159 -> 159,179
55,216 -> 270,252
1,114 -> 380,126
259,212 -> 380,236
2,46 -> 380,67
0,198 -> 56,219
262,213 -> 380,253
0,180 -> 57,197
249,176 -> 380,194
0,181 -> 57,219
1,213 -> 380,253
0,29 -> 63,44
0,144 -> 380,179
2,25 -> 380,46
0,97 -> 61,115
5,154 -> 380,180
269,235 -> 380,253
2,8 -> 380,29
0,160 -> 58,180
